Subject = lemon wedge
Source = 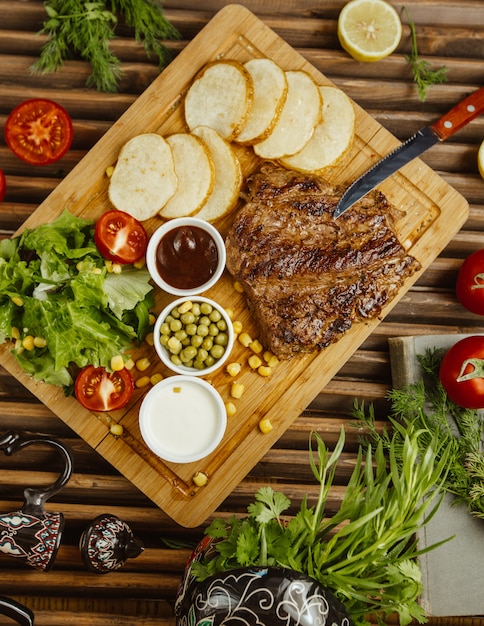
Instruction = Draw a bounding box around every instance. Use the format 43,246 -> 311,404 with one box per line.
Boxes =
478,139 -> 484,180
338,0 -> 402,62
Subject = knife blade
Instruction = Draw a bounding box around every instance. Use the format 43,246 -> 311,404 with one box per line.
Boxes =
334,85 -> 484,218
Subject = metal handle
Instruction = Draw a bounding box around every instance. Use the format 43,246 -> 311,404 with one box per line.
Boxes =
0,430 -> 73,516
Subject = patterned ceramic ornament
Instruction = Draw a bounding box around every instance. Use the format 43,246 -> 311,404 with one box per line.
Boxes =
79,513 -> 144,574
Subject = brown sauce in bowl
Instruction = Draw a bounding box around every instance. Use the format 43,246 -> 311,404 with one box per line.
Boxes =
155,225 -> 219,290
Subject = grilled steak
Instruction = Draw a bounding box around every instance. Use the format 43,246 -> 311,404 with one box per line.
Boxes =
225,165 -> 421,359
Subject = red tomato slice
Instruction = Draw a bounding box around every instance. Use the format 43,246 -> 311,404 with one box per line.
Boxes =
439,336 -> 484,409
5,99 -> 73,165
0,169 -> 5,202
75,365 -> 134,412
456,249 -> 484,315
95,210 -> 148,264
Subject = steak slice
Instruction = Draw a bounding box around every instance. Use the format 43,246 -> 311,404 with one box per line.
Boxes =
225,165 -> 421,359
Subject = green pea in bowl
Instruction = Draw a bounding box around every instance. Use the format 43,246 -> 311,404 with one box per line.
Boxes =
153,296 -> 235,377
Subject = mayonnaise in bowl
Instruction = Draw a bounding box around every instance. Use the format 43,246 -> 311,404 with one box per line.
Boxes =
139,375 -> 226,463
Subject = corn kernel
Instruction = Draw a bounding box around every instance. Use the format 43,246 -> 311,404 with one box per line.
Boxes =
92,267 -> 102,275
258,365 -> 272,377
112,263 -> 122,274
136,357 -> 151,372
110,355 -> 125,371
178,300 -> 193,314
105,260 -> 114,273
110,423 -> 124,437
124,358 -> 135,370
133,257 -> 146,269
231,382 -> 245,399
225,402 -> 237,417
232,320 -> 243,334
33,337 -> 47,349
11,296 -> 24,307
145,332 -> 154,346
238,332 -> 252,348
248,354 -> 262,369
22,335 -> 35,351
225,308 -> 234,319
11,327 -> 20,340
193,471 -> 208,487
249,340 -> 263,354
226,362 -> 241,377
233,280 -> 244,293
14,339 -> 24,354
150,373 -> 163,385
148,313 -> 156,325
135,375 -> 150,388
259,418 -> 273,434
263,351 -> 280,368
105,165 -> 115,177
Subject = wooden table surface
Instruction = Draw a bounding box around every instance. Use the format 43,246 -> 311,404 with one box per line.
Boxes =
1,1 -> 483,624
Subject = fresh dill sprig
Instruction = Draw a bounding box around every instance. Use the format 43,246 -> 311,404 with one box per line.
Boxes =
354,347 -> 484,520
30,0 -> 180,92
404,7 -> 448,102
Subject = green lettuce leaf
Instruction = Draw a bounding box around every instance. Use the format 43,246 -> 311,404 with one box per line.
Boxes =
0,210 -> 154,390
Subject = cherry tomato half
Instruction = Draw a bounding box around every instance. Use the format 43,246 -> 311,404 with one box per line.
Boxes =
75,365 -> 134,412
5,99 -> 73,165
0,169 -> 5,203
439,335 -> 484,409
456,249 -> 484,315
95,210 -> 148,264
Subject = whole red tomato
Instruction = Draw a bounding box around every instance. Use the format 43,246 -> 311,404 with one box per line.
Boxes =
5,98 -> 73,165
0,169 -> 5,202
456,249 -> 484,315
439,335 -> 484,409
75,365 -> 134,412
95,210 -> 148,264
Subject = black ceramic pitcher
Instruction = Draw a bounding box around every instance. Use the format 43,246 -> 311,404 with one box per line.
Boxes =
0,430 -> 73,571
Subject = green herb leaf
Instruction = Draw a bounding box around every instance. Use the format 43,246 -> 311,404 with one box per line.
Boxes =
404,7 -> 448,102
30,0 -> 180,92
247,486 -> 290,524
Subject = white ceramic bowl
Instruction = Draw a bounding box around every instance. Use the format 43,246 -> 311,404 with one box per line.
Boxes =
146,217 -> 226,296
153,296 -> 234,377
139,375 -> 226,463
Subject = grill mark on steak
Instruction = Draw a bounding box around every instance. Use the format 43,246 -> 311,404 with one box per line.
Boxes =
225,165 -> 421,359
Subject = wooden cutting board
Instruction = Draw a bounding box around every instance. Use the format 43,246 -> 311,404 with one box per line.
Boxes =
0,4 -> 469,527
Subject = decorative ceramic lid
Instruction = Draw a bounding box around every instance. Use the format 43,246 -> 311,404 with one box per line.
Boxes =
79,513 -> 144,574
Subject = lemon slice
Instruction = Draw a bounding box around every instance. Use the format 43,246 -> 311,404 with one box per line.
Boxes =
337,0 -> 402,62
478,139 -> 484,180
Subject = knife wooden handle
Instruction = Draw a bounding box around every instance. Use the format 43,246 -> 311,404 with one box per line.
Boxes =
431,86 -> 484,140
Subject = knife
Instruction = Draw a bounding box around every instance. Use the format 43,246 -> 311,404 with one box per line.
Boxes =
334,86 -> 484,218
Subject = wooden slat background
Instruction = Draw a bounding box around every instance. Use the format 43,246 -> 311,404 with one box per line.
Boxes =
0,1 -> 483,624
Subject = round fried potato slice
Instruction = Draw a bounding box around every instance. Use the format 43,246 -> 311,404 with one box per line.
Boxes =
108,133 -> 178,221
235,58 -> 288,144
279,86 -> 355,173
191,125 -> 242,223
253,70 -> 322,159
160,133 -> 215,219
184,60 -> 254,141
